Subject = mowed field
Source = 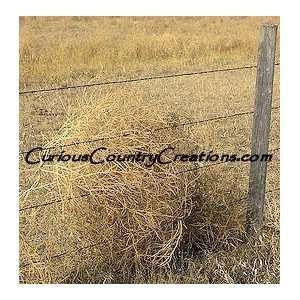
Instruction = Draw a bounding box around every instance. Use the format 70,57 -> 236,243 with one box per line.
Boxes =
19,17 -> 280,283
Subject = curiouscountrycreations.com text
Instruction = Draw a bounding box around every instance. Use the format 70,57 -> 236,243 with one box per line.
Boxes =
24,146 -> 273,167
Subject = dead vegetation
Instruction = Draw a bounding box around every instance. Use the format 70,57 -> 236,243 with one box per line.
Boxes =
19,16 -> 280,284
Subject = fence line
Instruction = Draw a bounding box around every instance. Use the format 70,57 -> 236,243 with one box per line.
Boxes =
19,105 -> 280,156
19,63 -> 280,96
19,147 -> 279,212
19,25 -> 280,273
19,186 -> 280,269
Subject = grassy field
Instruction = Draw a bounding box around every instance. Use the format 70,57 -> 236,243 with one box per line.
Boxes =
19,16 -> 280,284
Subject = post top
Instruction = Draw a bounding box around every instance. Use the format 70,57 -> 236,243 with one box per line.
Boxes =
261,23 -> 278,28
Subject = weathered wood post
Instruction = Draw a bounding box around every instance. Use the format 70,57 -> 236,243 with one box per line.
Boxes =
246,23 -> 278,233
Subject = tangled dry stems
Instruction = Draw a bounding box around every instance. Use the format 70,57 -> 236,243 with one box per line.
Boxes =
19,17 -> 279,284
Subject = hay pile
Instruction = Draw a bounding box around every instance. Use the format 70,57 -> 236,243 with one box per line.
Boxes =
20,91 -> 205,283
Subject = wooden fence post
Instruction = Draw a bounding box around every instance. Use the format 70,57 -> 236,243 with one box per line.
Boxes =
246,23 -> 278,233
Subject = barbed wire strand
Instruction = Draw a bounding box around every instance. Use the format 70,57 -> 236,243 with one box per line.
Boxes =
19,63 -> 280,96
19,106 -> 280,155
19,192 -> 90,212
19,187 -> 280,269
26,91 -> 279,118
20,239 -> 104,269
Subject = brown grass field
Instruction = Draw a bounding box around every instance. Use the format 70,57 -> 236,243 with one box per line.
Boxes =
19,16 -> 280,284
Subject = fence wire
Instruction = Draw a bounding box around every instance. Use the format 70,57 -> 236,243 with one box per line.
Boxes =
19,63 -> 280,95
19,106 -> 280,155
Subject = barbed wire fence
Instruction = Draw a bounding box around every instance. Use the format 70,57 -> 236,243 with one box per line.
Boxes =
19,24 -> 280,269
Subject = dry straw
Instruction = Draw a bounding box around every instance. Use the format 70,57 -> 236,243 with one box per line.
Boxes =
20,91 -> 209,282
19,92 -> 258,283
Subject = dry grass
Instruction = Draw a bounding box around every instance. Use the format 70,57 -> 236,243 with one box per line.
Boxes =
19,16 -> 280,284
